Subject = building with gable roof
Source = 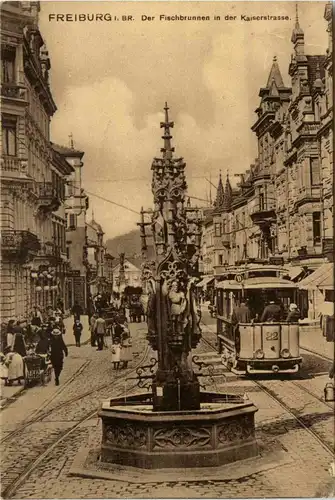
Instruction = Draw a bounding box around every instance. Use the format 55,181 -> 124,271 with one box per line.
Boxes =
112,256 -> 142,294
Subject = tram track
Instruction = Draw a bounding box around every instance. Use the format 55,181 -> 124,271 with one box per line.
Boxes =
1,344 -> 153,499
1,381 -> 141,500
199,330 -> 334,459
252,379 -> 334,457
1,345 -> 151,445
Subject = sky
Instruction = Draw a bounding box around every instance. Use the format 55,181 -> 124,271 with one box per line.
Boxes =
39,1 -> 328,239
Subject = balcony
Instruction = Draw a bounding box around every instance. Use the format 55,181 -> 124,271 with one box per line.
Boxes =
1,156 -> 29,176
38,183 -> 61,213
294,186 -> 321,209
250,204 -> 276,225
296,122 -> 319,136
1,230 -> 40,262
1,82 -> 27,101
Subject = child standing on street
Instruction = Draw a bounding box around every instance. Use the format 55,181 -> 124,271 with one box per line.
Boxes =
73,319 -> 83,347
111,337 -> 121,370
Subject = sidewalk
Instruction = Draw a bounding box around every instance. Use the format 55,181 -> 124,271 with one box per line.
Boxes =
300,325 -> 334,360
0,315 -> 91,408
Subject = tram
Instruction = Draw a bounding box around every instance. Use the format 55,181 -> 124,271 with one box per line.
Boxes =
216,264 -> 302,375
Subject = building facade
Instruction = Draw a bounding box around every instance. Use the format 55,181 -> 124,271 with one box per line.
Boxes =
0,1 -> 67,322
112,257 -> 142,294
202,5 -> 333,320
86,217 -> 113,297
52,143 -> 89,312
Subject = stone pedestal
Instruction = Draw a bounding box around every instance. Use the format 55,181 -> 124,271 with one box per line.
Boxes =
99,392 -> 258,470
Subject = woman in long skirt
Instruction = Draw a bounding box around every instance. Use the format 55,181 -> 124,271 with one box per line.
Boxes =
0,352 -> 8,385
5,348 -> 24,385
120,323 -> 132,369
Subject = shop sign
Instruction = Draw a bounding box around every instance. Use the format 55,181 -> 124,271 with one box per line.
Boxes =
67,270 -> 81,277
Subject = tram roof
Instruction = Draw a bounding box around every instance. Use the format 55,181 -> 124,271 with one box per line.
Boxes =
216,276 -> 297,290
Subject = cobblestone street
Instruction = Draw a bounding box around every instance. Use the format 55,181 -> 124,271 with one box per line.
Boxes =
1,316 -> 334,499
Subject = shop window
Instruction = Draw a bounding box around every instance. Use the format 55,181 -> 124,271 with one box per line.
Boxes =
310,157 -> 321,186
312,212 -> 321,244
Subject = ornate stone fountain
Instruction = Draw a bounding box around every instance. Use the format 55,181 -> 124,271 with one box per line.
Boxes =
98,104 -> 259,472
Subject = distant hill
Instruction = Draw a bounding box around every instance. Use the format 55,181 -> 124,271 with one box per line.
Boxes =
106,229 -> 154,260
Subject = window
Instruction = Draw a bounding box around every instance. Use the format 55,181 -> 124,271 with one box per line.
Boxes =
1,49 -> 15,83
312,212 -> 321,244
259,193 -> 265,211
68,213 -> 77,230
218,254 -> 223,266
214,223 -> 221,237
2,121 -> 17,156
310,157 -> 321,186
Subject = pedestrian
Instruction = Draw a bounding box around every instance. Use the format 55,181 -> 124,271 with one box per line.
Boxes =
12,328 -> 27,358
120,323 -> 132,369
94,313 -> 107,351
35,329 -> 50,355
6,319 -> 16,350
56,297 -> 64,315
50,327 -> 68,386
71,301 -> 83,322
286,303 -> 301,323
0,351 -> 9,386
4,342 -> 25,386
73,319 -> 83,347
111,336 -> 121,370
90,313 -> 98,347
31,306 -> 43,327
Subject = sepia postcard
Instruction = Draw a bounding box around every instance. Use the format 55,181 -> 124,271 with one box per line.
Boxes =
0,0 -> 334,499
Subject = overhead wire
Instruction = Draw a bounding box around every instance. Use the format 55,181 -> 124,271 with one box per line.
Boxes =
9,130 -> 210,214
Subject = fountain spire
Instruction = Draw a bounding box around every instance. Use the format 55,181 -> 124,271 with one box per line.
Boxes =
160,102 -> 175,160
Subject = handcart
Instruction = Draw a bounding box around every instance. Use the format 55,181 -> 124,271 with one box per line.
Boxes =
24,354 -> 52,388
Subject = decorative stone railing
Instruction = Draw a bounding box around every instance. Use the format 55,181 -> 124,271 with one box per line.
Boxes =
1,82 -> 27,100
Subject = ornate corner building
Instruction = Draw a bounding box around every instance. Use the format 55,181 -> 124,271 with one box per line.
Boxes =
86,216 -> 114,298
205,4 -> 333,319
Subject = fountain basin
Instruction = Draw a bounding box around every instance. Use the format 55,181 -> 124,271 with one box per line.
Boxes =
99,392 -> 258,469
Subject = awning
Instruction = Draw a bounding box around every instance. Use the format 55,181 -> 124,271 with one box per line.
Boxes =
298,262 -> 333,291
216,276 -> 297,290
196,276 -> 215,288
284,266 -> 305,282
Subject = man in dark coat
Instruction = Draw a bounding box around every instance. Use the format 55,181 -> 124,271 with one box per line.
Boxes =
260,297 -> 283,322
71,302 -> 83,322
50,327 -> 68,385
